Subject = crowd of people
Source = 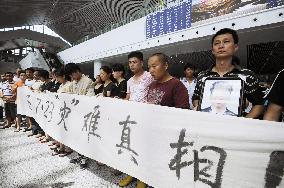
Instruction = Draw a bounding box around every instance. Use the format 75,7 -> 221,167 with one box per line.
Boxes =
0,28 -> 283,188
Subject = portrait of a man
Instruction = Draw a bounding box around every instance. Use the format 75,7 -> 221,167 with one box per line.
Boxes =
201,80 -> 241,116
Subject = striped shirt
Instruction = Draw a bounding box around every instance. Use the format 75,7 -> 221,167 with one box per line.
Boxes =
192,65 -> 264,105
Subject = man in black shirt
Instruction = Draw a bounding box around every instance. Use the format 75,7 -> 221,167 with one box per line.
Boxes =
192,28 -> 264,118
264,69 -> 284,121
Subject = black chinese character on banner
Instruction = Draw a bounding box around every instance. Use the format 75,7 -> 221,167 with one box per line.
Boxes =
169,129 -> 227,188
116,115 -> 139,165
57,99 -> 79,131
43,101 -> 54,122
26,95 -> 32,110
264,151 -> 284,188
35,98 -> 42,114
82,105 -> 101,142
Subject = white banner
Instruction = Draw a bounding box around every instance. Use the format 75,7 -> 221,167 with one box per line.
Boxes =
17,87 -> 284,188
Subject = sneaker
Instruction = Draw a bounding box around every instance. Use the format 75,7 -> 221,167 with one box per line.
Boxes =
136,181 -> 146,188
80,158 -> 88,169
119,176 -> 134,187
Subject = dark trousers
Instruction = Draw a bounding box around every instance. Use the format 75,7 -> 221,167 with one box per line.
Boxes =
0,106 -> 3,119
31,118 -> 44,135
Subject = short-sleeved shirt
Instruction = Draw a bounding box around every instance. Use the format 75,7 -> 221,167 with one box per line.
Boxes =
127,71 -> 154,102
192,65 -> 264,106
31,80 -> 43,92
147,78 -> 189,109
266,69 -> 284,107
116,79 -> 127,99
57,81 -> 72,93
180,78 -> 196,109
103,82 -> 117,97
1,81 -> 15,96
14,81 -> 25,89
70,74 -> 95,96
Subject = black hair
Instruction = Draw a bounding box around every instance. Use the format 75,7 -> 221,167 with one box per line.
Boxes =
210,81 -> 233,95
184,63 -> 196,71
128,51 -> 143,61
38,70 -> 50,79
149,53 -> 168,64
100,66 -> 112,74
5,72 -> 13,75
112,63 -> 125,76
25,67 -> 35,73
64,63 -> 81,75
100,66 -> 115,82
19,70 -> 26,75
55,68 -> 71,81
211,28 -> 239,45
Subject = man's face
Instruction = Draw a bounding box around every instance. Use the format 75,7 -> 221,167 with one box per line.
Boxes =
184,67 -> 194,78
128,57 -> 143,74
148,56 -> 167,81
33,71 -> 40,80
16,68 -> 22,75
210,88 -> 230,110
20,73 -> 27,81
70,71 -> 81,81
1,75 -> 5,81
5,74 -> 13,81
212,33 -> 238,59
26,70 -> 33,79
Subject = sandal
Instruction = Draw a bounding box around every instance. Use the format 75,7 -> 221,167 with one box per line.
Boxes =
40,138 -> 50,143
52,148 -> 65,156
23,128 -> 32,132
48,141 -> 57,146
59,151 -> 73,157
50,145 -> 59,150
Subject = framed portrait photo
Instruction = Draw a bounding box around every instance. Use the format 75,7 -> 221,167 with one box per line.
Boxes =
199,77 -> 244,117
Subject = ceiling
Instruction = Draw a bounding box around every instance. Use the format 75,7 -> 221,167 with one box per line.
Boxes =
0,0 -> 160,43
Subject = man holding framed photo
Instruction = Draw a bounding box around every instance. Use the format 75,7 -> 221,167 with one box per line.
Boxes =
192,28 -> 264,118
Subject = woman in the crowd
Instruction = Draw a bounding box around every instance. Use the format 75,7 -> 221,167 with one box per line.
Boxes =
94,75 -> 104,95
50,68 -> 73,156
99,66 -> 117,97
112,63 -> 127,99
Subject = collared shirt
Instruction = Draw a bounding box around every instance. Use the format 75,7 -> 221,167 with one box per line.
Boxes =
180,78 -> 196,109
70,74 -> 95,96
1,80 -> 15,96
192,65 -> 264,106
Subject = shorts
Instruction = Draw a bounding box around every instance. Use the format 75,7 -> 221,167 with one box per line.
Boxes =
4,102 -> 17,120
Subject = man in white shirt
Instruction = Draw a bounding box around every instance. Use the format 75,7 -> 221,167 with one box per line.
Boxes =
180,63 -> 197,109
65,63 -> 95,169
13,68 -> 22,82
24,68 -> 35,87
120,51 -> 154,188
